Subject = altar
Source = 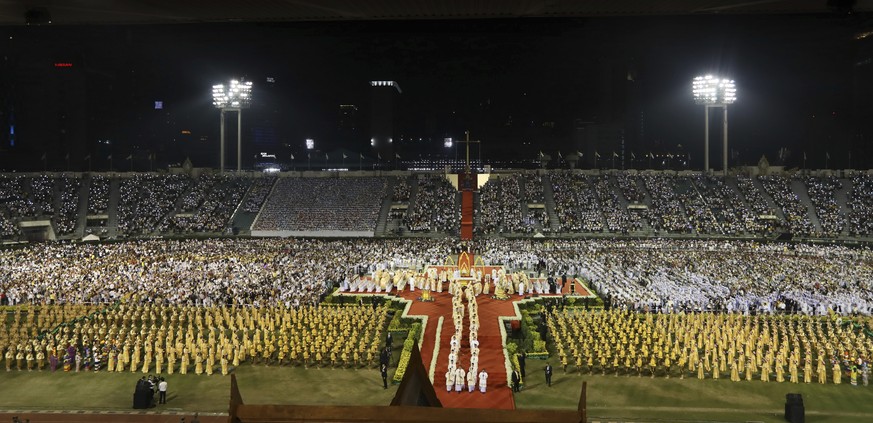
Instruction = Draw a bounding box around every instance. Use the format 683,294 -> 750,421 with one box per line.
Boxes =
454,276 -> 478,287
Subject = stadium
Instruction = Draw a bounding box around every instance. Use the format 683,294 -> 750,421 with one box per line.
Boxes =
2,2 -> 873,423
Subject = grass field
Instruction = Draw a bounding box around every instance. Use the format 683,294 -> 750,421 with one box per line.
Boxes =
0,365 -> 395,413
515,363 -> 873,423
2,364 -> 872,422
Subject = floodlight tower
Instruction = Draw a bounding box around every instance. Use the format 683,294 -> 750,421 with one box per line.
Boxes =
212,79 -> 253,172
692,75 -> 736,176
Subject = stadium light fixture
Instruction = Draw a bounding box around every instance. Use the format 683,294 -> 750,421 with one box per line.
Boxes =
213,79 -> 253,172
692,75 -> 735,176
305,138 -> 315,150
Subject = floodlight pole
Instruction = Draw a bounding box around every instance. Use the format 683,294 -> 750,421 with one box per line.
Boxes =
722,106 -> 729,177
220,109 -> 226,173
237,110 -> 242,172
704,105 -> 710,173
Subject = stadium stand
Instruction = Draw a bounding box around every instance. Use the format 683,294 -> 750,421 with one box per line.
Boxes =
253,176 -> 387,236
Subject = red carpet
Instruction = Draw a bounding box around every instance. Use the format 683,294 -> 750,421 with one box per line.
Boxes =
343,270 -> 594,409
461,190 -> 473,240
399,289 -> 516,409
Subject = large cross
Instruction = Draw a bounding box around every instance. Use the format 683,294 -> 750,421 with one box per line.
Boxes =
338,260 -> 595,410
458,131 -> 480,175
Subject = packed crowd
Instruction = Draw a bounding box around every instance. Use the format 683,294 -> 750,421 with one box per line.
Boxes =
168,176 -> 252,233
0,238 -> 408,307
0,171 -> 870,240
848,174 -> 873,236
117,174 -> 191,236
758,175 -> 814,235
87,175 -> 110,214
675,177 -> 720,234
30,175 -> 55,217
254,177 -> 386,232
0,175 -> 81,238
404,176 -> 458,233
392,177 -> 411,202
0,176 -> 30,238
551,173 -> 605,233
2,238 -> 869,318
55,176 -> 81,235
480,239 -> 873,316
0,176 -> 34,219
803,176 -> 846,236
550,310 -> 871,385
640,175 -> 692,233
593,175 -> 640,233
478,175 -> 527,234
242,177 -> 275,214
729,175 -> 779,235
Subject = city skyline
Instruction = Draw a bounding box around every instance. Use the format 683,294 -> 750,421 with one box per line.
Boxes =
0,14 -> 867,171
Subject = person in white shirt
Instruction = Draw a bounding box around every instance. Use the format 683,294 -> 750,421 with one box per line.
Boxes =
158,377 -> 168,404
478,369 -> 488,393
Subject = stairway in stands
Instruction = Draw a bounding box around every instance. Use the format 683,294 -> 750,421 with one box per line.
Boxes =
750,176 -> 786,221
74,175 -> 90,239
791,178 -> 822,233
106,176 -> 121,238
374,177 -> 396,236
541,174 -> 561,233
835,177 -> 853,237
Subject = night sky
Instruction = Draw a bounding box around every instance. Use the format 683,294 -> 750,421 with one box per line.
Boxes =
0,13 -> 867,170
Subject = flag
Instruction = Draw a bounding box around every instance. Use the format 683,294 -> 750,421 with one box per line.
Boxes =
595,151 -> 601,158
557,151 -> 563,159
395,153 -> 401,159
612,152 -> 619,158
359,153 -> 364,159
40,153 -> 46,161
107,154 -> 112,160
289,154 -> 295,160
125,155 -> 133,160
538,151 -> 544,158
324,153 -> 328,160
649,152 -> 654,159
577,151 -> 583,158
378,153 -> 382,160
631,152 -> 636,160
84,154 -> 91,161
803,152 -> 807,161
307,152 -> 311,159
826,152 -> 831,160
342,153 -> 348,159
65,153 -> 70,160
149,153 -> 155,161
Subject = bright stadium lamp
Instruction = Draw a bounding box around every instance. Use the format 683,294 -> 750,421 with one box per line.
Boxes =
693,75 -> 736,176
213,79 -> 253,172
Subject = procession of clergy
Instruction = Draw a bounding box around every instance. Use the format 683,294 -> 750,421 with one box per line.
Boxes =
443,282 -> 489,394
2,300 -> 389,374
341,265 -> 553,299
550,309 -> 872,386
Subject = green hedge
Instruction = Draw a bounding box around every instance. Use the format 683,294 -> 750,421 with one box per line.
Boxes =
517,311 -> 547,355
391,322 -> 422,383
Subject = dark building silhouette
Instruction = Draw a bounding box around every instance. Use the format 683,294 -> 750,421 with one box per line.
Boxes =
370,80 -> 401,159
